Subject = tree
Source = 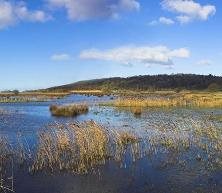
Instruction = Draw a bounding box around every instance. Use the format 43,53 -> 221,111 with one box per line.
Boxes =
12,90 -> 19,95
208,83 -> 221,91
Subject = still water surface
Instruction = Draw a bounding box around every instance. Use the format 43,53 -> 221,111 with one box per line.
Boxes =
0,94 -> 222,193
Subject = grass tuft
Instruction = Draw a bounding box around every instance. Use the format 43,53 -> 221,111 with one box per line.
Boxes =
50,103 -> 89,117
130,107 -> 142,116
118,131 -> 138,145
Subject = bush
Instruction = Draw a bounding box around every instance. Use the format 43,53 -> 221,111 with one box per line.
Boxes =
207,83 -> 222,91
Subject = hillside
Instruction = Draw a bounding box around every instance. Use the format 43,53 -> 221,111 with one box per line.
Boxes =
46,74 -> 222,92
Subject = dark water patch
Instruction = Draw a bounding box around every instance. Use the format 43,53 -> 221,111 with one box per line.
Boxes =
8,156 -> 222,193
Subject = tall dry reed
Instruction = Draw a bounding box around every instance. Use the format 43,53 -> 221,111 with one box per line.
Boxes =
31,121 -> 139,174
110,92 -> 222,108
50,103 -> 89,117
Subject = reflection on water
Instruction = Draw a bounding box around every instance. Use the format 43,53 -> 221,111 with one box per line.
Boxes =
0,94 -> 222,193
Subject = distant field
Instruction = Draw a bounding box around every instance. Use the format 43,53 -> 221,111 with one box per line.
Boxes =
0,92 -> 69,96
0,92 -> 70,103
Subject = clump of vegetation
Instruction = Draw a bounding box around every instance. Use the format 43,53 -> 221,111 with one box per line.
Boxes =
31,121 -> 139,174
130,107 -> 142,116
49,103 -> 89,117
182,92 -> 222,108
110,98 -> 183,108
117,131 -> 138,145
209,114 -> 222,122
107,92 -> 222,108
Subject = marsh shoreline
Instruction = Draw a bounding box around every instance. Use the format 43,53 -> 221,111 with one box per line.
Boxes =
0,93 -> 222,193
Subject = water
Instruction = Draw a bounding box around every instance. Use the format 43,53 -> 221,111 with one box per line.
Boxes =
0,94 -> 222,193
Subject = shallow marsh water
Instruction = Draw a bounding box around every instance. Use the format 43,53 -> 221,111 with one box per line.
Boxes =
0,94 -> 222,193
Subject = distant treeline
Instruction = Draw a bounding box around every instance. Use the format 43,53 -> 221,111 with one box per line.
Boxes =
47,74 -> 222,92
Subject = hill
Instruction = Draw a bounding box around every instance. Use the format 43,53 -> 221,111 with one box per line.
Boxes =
46,74 -> 222,92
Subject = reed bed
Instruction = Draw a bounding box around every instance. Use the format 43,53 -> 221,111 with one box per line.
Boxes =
111,98 -> 186,108
209,114 -> 222,122
0,121 -> 139,176
31,121 -> 139,174
33,117 -> 222,174
108,92 -> 222,108
1,115 -> 222,192
182,92 -> 222,108
50,103 -> 89,117
145,116 -> 222,171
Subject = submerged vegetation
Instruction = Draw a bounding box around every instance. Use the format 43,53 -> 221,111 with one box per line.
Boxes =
210,114 -> 222,122
50,103 -> 89,117
1,87 -> 222,192
146,116 -> 222,171
0,121 -> 139,191
32,121 -> 138,174
0,114 -> 222,191
0,137 -> 14,192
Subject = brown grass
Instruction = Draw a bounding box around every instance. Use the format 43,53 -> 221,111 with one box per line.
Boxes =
130,107 -> 142,116
111,98 -> 184,108
1,115 -> 222,190
107,92 -> 222,108
118,131 -> 138,145
0,92 -> 69,103
50,103 -> 89,117
70,90 -> 109,97
71,90 -> 103,94
31,121 -> 138,174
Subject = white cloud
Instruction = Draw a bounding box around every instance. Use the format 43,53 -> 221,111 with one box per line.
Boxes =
51,53 -> 71,61
159,16 -> 175,25
47,0 -> 140,21
149,16 -> 175,25
80,46 -> 190,66
161,0 -> 216,24
176,15 -> 192,24
197,59 -> 212,66
148,20 -> 158,26
0,0 -> 50,29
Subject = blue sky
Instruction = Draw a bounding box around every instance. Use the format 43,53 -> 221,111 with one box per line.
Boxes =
0,0 -> 221,90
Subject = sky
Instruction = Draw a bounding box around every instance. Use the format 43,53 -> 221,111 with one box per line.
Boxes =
0,0 -> 221,90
